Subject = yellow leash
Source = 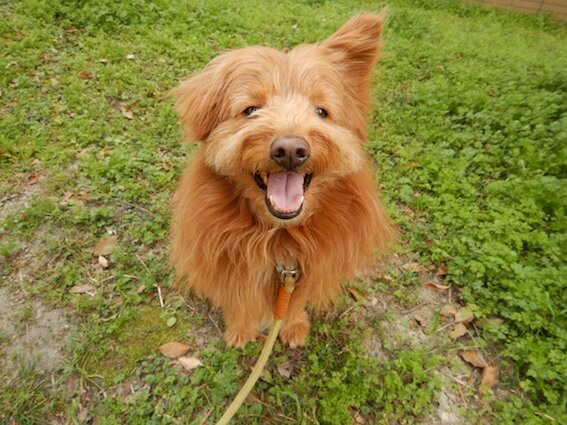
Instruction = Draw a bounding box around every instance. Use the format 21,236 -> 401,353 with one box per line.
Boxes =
215,264 -> 299,425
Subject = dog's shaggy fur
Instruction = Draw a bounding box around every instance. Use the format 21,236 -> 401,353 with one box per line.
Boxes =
171,14 -> 396,348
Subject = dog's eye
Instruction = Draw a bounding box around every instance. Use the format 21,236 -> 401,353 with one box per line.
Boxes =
315,107 -> 328,118
243,106 -> 259,116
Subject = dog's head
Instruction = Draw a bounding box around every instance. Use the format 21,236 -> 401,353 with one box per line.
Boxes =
174,15 -> 384,224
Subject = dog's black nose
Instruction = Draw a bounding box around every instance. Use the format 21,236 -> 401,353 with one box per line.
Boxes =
270,137 -> 310,170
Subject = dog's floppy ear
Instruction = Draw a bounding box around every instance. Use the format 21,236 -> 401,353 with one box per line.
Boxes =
323,13 -> 385,87
173,57 -> 229,142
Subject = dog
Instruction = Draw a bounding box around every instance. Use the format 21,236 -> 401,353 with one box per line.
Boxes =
171,14 -> 396,348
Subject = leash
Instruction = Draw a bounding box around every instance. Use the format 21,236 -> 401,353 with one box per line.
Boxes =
215,263 -> 299,425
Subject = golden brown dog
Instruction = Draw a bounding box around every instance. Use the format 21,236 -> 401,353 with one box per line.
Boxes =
171,14 -> 396,348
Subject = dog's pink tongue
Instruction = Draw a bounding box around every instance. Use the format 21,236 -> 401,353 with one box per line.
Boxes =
267,172 -> 304,213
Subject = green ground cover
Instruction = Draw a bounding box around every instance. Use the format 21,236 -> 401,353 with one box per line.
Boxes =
1,0 -> 565,423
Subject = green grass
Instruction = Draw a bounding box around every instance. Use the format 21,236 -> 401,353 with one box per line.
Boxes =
1,0 -> 566,423
0,364 -> 66,424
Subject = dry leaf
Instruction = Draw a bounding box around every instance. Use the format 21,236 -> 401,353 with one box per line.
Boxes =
401,262 -> 424,273
413,313 -> 425,326
436,264 -> 448,276
60,190 -> 86,207
65,28 -> 80,34
480,365 -> 498,392
353,411 -> 366,424
407,161 -> 419,168
455,307 -> 474,324
94,235 -> 118,256
347,287 -> 365,302
78,70 -> 92,80
178,356 -> 203,371
59,191 -> 73,205
159,342 -> 190,359
28,174 -> 42,184
277,360 -> 292,378
98,255 -> 109,268
69,284 -> 96,294
449,323 -> 468,339
459,350 -> 488,368
424,282 -> 450,291
440,304 -> 457,317
120,105 -> 134,119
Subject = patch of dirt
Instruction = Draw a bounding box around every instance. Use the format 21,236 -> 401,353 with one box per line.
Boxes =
363,330 -> 390,362
0,287 -> 75,377
361,258 -> 472,424
0,177 -> 43,223
0,176 -> 46,272
436,384 -> 467,425
0,179 -> 76,378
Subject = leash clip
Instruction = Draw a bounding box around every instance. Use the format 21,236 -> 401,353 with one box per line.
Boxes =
276,262 -> 299,292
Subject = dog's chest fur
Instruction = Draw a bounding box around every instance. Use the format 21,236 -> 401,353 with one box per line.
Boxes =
172,155 -> 389,309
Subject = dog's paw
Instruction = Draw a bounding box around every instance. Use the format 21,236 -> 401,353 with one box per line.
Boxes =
279,320 -> 310,348
224,327 -> 256,348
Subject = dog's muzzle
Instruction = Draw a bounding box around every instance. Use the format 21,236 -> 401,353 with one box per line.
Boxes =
252,137 -> 313,220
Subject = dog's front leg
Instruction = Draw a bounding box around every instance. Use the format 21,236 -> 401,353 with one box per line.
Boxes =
222,299 -> 266,348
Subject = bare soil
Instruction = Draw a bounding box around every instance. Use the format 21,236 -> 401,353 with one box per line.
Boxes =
0,181 -> 76,379
0,287 -> 75,378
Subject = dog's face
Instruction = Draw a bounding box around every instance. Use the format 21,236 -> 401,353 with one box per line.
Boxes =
175,15 -> 384,224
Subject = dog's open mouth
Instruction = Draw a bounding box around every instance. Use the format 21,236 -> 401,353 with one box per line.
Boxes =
254,172 -> 312,220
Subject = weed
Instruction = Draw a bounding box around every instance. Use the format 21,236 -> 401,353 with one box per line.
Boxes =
0,365 -> 65,424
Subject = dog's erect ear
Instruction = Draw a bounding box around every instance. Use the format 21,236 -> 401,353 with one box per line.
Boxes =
173,58 -> 229,142
322,14 -> 385,84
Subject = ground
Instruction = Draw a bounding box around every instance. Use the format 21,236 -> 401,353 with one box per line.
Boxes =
1,0 -> 566,424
